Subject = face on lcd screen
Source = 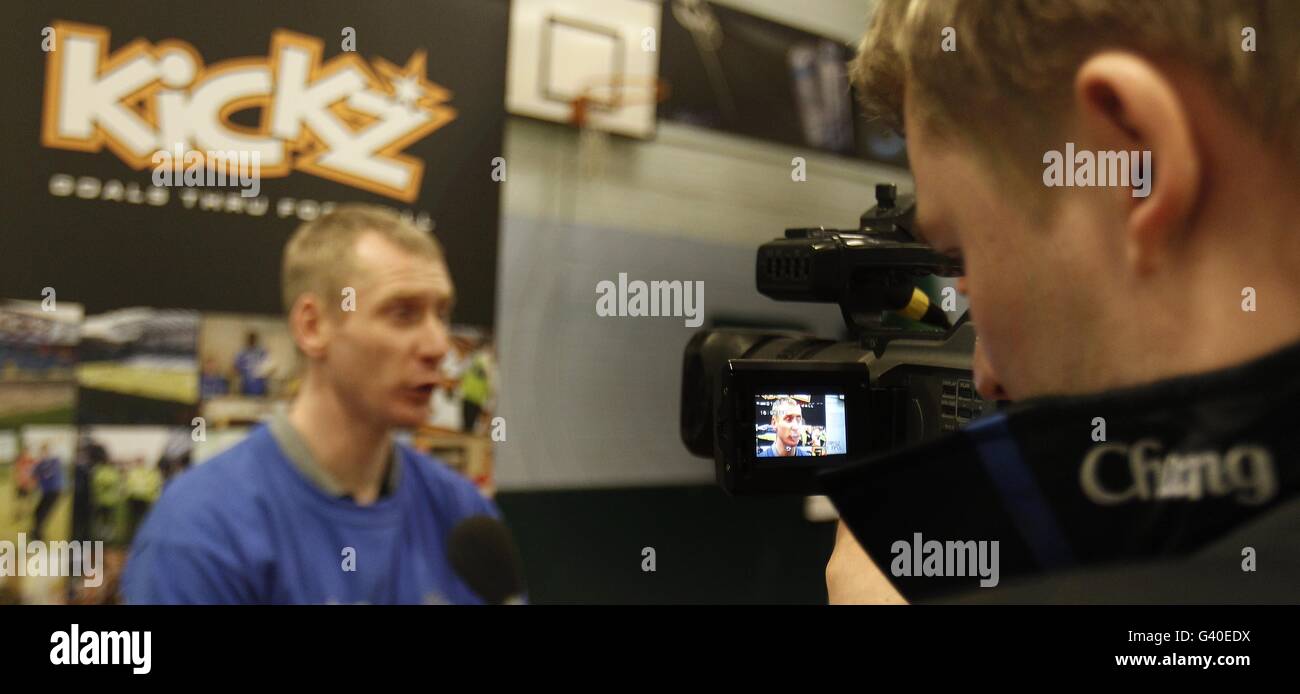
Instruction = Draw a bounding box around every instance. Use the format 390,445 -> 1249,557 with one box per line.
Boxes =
755,393 -> 847,458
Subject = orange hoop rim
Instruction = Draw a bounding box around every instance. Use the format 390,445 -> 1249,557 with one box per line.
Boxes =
568,75 -> 671,127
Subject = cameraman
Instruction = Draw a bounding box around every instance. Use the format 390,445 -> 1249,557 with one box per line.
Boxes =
826,0 -> 1300,603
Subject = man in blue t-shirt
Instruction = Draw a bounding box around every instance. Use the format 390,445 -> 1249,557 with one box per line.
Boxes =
123,205 -> 506,604
199,356 -> 230,398
757,397 -> 814,458
233,332 -> 269,396
31,443 -> 64,542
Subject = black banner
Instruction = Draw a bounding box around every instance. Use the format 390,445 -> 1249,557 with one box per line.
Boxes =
658,0 -> 907,166
0,605 -> 1291,680
1,0 -> 508,327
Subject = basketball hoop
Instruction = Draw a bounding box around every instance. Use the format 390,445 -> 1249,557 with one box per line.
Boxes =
569,75 -> 670,178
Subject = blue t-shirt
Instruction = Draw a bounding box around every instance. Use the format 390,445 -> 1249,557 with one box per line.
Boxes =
121,426 -> 500,604
756,445 -> 813,457
200,372 -> 229,398
234,348 -> 268,396
36,457 -> 63,493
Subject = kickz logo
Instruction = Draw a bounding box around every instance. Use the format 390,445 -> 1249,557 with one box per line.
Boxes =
41,21 -> 457,202
1080,439 -> 1278,506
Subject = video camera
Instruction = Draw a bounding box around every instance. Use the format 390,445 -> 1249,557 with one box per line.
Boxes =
680,183 -> 997,495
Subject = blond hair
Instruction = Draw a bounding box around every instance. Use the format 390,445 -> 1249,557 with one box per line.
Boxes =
771,397 -> 803,421
852,0 -> 1300,186
281,204 -> 444,314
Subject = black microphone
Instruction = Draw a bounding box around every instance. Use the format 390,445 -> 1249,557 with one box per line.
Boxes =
446,515 -> 526,605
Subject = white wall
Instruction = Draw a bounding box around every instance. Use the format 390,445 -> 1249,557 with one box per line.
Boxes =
494,0 -> 912,489
710,0 -> 874,43
502,117 -> 909,248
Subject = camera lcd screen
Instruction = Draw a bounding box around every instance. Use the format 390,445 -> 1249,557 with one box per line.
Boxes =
754,392 -> 848,458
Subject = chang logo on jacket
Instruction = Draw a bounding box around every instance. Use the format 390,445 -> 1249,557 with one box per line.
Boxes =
41,21 -> 456,202
1079,438 -> 1277,506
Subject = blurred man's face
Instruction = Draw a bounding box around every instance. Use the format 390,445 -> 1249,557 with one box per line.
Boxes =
903,92 -> 1120,400
773,403 -> 804,447
324,233 -> 453,428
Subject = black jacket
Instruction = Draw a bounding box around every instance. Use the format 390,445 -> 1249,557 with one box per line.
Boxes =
821,339 -> 1300,603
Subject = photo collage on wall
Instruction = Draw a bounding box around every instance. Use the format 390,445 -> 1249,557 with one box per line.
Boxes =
0,300 -> 497,604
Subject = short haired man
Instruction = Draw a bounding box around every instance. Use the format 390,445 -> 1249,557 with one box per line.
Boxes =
234,331 -> 269,397
825,1 -> 1300,603
123,205 -> 502,604
31,443 -> 63,542
757,397 -> 813,457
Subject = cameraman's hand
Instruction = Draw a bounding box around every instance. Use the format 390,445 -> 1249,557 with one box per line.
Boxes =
826,520 -> 908,604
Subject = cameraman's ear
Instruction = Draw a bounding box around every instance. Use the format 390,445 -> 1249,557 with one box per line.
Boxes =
1075,51 -> 1201,276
